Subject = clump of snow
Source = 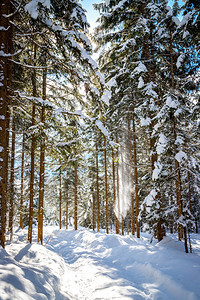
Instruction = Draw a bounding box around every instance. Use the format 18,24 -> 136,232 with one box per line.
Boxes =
152,161 -> 162,180
144,82 -> 158,98
104,0 -> 110,6
101,90 -> 111,106
175,135 -> 184,145
166,96 -> 178,108
106,78 -> 117,88
175,150 -> 187,163
172,16 -> 180,26
25,0 -> 51,19
133,62 -> 147,75
95,120 -> 109,137
176,53 -> 185,69
144,189 -> 157,212
156,133 -> 168,154
138,76 -> 144,89
183,31 -> 189,39
140,117 -> 151,126
174,108 -> 182,116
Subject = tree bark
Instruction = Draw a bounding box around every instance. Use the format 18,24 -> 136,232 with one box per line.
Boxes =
132,112 -> 140,238
121,216 -> 124,235
92,184 -> 96,231
9,115 -> 15,240
65,184 -> 68,230
38,67 -> 46,244
116,135 -> 120,234
6,1 -> 13,220
127,211 -> 129,235
112,150 -> 119,234
128,115 -> 135,235
96,143 -> 100,232
170,166 -> 174,234
74,165 -> 78,230
0,0 -> 10,248
28,44 -> 37,243
59,166 -> 62,229
104,137 -> 109,234
20,134 -> 25,229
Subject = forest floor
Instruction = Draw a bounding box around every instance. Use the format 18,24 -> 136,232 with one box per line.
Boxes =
0,226 -> 200,300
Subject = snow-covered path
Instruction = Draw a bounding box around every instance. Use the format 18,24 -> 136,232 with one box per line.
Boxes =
1,226 -> 200,299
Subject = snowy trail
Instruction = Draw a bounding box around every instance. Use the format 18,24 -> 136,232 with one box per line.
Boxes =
46,229 -> 199,300
2,226 -> 200,300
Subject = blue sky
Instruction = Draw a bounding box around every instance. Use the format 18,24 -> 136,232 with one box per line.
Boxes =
82,0 -> 184,31
82,0 -> 102,30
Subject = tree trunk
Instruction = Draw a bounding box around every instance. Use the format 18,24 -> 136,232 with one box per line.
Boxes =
9,116 -> 15,240
59,166 -> 62,229
104,137 -> 109,234
20,134 -> 25,229
121,216 -> 124,235
170,166 -> 173,234
132,112 -> 140,238
128,115 -> 135,235
127,211 -> 129,235
0,0 -> 10,248
112,150 -> 119,234
6,1 -> 13,222
66,185 -> 68,230
28,44 -> 37,243
175,158 -> 183,240
74,165 -> 78,230
38,67 -> 46,244
188,171 -> 192,214
92,184 -> 96,231
116,136 -> 120,234
96,143 -> 100,232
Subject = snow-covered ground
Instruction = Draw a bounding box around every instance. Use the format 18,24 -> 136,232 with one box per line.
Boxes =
0,226 -> 200,300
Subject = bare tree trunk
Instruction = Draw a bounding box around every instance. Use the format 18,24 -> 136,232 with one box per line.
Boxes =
175,158 -> 183,240
9,115 -> 15,240
128,115 -> 135,235
59,166 -> 62,229
28,44 -> 37,243
96,143 -> 100,232
121,216 -> 124,235
28,103 -> 36,243
92,184 -> 96,231
6,4 -> 15,231
116,136 -> 120,234
112,150 -> 119,234
20,134 -> 25,229
104,137 -> 109,234
38,67 -> 46,244
170,166 -> 173,234
66,185 -> 68,230
127,211 -> 129,235
74,165 -> 78,230
132,112 -> 140,238
188,171 -> 192,214
0,0 -> 10,248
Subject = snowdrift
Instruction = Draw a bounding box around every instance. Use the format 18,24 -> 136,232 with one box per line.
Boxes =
0,227 -> 199,299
